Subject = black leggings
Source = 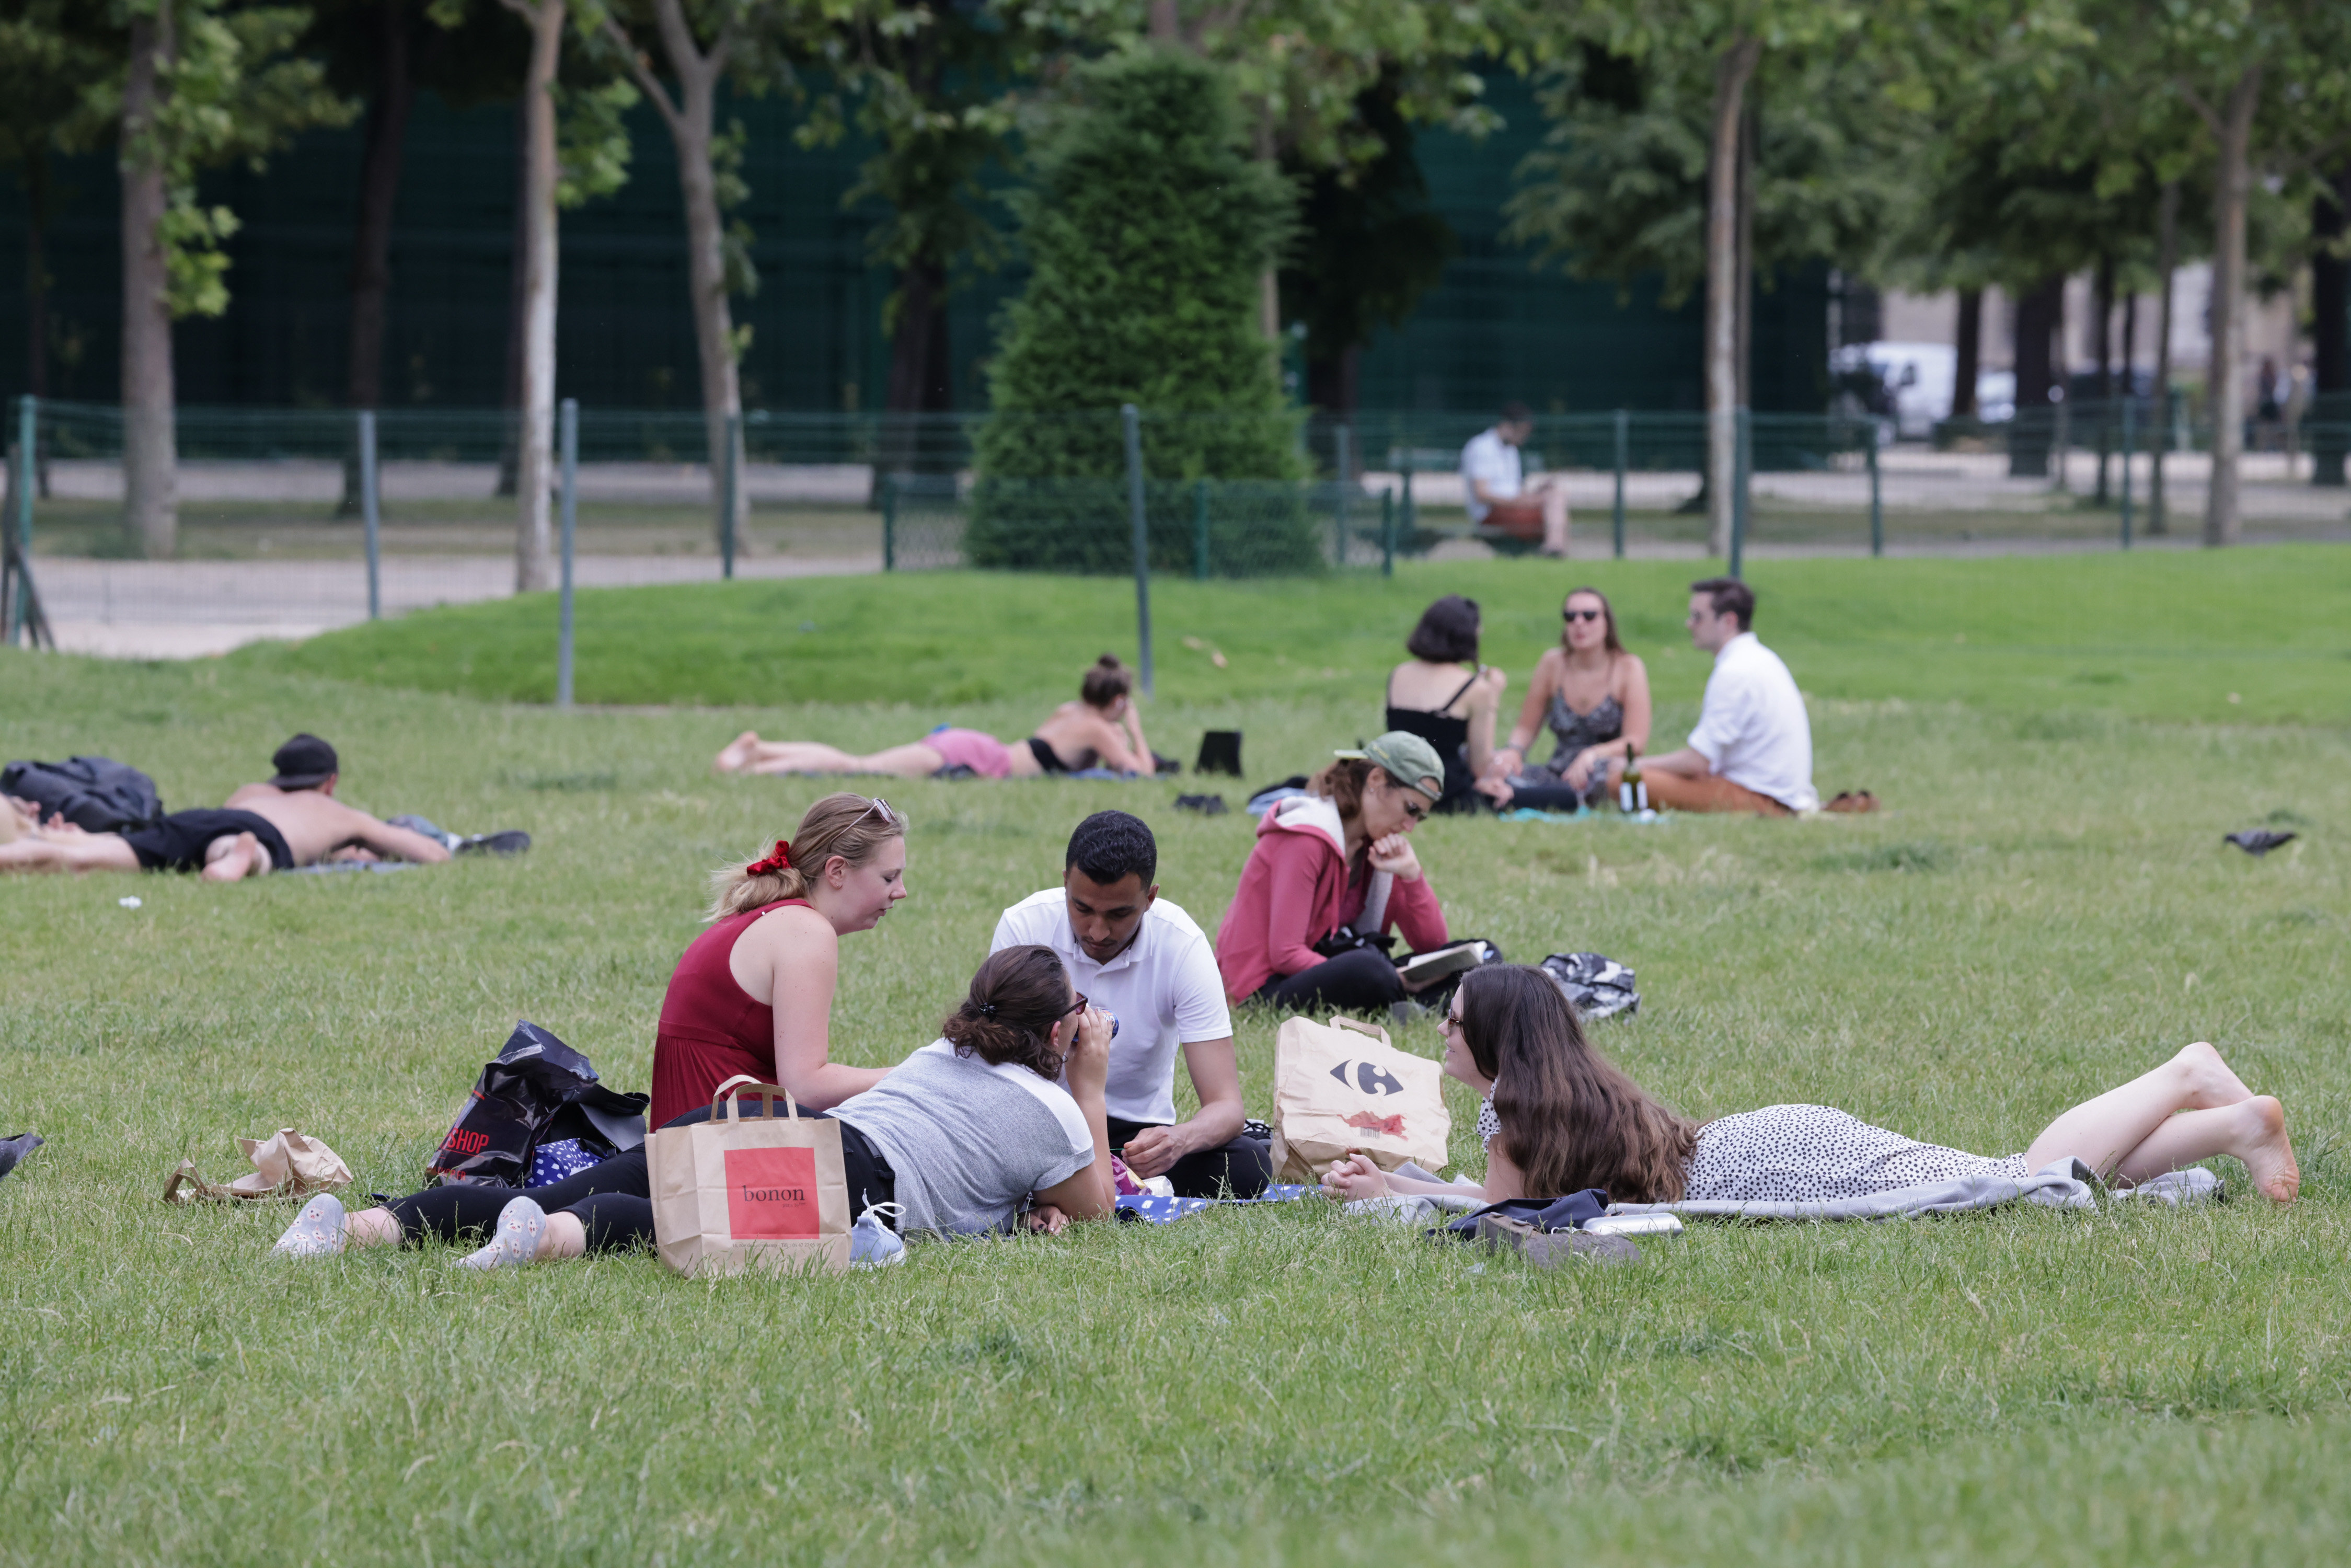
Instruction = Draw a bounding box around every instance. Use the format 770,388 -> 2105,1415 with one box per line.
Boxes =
1257,947 -> 1405,1013
1107,1116 -> 1272,1200
383,1105 -> 896,1255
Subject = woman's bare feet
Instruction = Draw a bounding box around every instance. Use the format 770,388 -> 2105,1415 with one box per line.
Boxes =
2232,1096 -> 2300,1203
714,731 -> 763,774
2176,1040 -> 2257,1109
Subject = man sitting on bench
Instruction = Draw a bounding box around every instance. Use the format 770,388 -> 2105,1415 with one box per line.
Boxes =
1461,402 -> 1571,558
1,733 -> 452,879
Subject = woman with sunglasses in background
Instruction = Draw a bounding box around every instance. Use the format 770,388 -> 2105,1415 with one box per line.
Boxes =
1214,734 -> 1454,1015
1478,585 -> 1651,811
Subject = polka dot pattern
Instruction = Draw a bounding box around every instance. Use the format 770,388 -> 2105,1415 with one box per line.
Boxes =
1684,1104 -> 2031,1203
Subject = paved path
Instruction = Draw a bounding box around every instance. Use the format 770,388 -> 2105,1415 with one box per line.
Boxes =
40,551 -> 879,658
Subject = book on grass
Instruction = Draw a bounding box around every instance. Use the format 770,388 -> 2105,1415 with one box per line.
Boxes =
1396,941 -> 1489,985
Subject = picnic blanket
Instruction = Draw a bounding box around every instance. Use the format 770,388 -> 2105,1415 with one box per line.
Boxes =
1114,1183 -> 1320,1224
1604,1160 -> 2221,1221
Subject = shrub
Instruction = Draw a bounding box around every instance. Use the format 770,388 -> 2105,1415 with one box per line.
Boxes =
968,49 -> 1312,572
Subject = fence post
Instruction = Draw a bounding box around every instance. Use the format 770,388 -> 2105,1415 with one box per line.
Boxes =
1401,467 -> 1415,542
1380,487 -> 1395,578
1866,418 -> 1883,558
1728,406 -> 1750,579
720,411 -> 740,581
557,398 -> 578,711
2119,398 -> 2136,549
1122,403 -> 1153,699
1611,408 -> 1628,559
2052,399 -> 2070,492
882,474 -> 897,571
1192,478 -> 1209,580
358,410 -> 382,620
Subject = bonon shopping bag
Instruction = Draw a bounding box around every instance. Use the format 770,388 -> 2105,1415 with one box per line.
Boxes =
1267,1014 -> 1450,1183
647,1076 -> 850,1276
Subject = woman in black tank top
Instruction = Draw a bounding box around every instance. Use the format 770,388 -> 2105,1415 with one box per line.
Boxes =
1384,596 -> 1507,814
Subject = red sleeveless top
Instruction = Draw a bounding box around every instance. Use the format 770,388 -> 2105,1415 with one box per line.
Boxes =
648,900 -> 813,1128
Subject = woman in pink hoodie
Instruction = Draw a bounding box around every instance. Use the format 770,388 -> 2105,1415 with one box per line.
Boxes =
1215,732 -> 1451,1013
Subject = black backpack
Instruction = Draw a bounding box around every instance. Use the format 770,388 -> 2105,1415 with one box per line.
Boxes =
1,756 -> 164,833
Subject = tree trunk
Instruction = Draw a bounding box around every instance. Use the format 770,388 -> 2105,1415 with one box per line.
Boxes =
2310,167 -> 2347,488
508,0 -> 564,592
119,4 -> 178,560
1952,288 -> 1981,419
339,0 -> 418,516
1147,1 -> 1178,41
873,255 -> 952,498
1703,34 -> 1759,556
1735,88 -> 1755,412
2009,275 -> 2060,478
23,146 -> 51,497
621,0 -> 747,555
495,96 -> 530,498
2151,179 -> 2178,533
2092,253 -> 2113,503
1305,341 -> 1361,421
2204,66 -> 2261,547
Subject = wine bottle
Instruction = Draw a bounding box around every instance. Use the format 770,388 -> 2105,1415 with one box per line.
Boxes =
1619,742 -> 1647,813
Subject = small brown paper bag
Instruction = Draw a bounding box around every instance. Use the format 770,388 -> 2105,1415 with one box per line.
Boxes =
163,1128 -> 354,1205
648,1075 -> 850,1277
1267,1014 -> 1451,1184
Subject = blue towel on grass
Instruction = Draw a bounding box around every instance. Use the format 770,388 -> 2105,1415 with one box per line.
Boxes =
1115,1183 -> 1321,1224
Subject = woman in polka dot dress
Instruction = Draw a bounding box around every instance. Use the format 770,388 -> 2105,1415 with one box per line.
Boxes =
1322,966 -> 2300,1206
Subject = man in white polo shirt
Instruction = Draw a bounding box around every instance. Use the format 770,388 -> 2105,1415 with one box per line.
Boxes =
1614,577 -> 1819,815
991,811 -> 1269,1197
1459,401 -> 1570,557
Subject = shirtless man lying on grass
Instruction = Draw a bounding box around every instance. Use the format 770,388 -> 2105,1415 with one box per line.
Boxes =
0,733 -> 452,881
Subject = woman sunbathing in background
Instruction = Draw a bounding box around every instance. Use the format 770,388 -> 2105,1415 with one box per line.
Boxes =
1324,965 -> 2300,1207
714,655 -> 1155,780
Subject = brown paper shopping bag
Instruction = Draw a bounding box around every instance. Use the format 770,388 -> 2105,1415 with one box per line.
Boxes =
1267,1014 -> 1451,1183
647,1076 -> 851,1276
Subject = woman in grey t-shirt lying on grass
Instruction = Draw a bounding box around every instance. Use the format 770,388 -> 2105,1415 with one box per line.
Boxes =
272,945 -> 1119,1268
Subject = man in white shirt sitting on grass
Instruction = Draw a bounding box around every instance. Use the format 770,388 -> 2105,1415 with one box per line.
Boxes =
1608,578 -> 1823,815
991,811 -> 1269,1197
1459,401 -> 1571,558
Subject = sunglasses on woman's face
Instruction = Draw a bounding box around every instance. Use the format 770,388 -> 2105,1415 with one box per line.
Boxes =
1439,1009 -> 1464,1032
1563,607 -> 1604,624
1066,991 -> 1089,1017
1399,799 -> 1427,823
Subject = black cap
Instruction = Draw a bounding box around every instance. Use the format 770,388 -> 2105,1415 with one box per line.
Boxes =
269,733 -> 339,789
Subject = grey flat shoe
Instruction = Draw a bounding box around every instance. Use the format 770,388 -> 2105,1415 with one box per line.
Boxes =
271,1193 -> 348,1258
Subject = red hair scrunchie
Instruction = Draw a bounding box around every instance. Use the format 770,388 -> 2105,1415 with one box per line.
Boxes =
745,839 -> 792,878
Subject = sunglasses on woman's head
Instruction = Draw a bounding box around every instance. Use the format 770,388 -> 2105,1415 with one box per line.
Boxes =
858,796 -> 896,826
1563,608 -> 1604,623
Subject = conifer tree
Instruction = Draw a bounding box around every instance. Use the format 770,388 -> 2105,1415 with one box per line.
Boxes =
967,48 -> 1311,572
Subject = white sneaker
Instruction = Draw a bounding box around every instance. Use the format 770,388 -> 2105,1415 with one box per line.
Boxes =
849,1202 -> 906,1269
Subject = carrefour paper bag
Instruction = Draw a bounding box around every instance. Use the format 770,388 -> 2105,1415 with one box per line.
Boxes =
1267,1014 -> 1450,1183
648,1076 -> 850,1276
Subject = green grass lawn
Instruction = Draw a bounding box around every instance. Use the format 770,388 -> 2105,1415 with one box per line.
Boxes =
234,545 -> 2351,725
5,550 -> 2350,1565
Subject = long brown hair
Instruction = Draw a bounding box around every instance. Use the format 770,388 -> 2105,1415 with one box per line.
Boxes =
1560,585 -> 1626,656
941,945 -> 1072,1080
1458,965 -> 1695,1203
705,792 -> 905,919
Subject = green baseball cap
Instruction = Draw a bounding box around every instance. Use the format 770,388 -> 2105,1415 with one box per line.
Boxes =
1335,731 -> 1446,806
